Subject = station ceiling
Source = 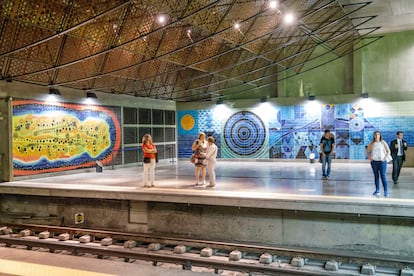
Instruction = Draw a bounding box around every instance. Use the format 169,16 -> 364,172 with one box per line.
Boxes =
1,0 -> 413,102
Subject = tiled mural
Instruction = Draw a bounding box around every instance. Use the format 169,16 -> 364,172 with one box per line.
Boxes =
12,100 -> 121,176
178,100 -> 414,160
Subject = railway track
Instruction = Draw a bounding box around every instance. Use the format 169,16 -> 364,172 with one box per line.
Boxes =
0,223 -> 413,275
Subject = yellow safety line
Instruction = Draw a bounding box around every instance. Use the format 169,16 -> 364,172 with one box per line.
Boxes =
0,259 -> 115,276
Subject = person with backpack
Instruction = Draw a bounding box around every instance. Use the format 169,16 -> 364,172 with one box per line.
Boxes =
319,129 -> 335,179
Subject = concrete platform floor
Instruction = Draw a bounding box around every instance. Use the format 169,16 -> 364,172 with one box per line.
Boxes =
2,160 -> 414,275
9,160 -> 414,199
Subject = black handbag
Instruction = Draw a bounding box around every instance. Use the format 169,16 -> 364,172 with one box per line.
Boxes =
143,157 -> 151,163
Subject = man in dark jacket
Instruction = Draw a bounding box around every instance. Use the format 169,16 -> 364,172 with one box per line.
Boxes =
389,131 -> 408,184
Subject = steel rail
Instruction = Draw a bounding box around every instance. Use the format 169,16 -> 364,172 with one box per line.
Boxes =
2,223 -> 413,270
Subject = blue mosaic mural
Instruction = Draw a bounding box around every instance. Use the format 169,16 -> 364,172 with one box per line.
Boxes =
178,101 -> 414,160
222,111 -> 267,158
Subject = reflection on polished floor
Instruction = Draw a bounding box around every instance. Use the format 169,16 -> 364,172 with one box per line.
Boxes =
8,160 -> 414,200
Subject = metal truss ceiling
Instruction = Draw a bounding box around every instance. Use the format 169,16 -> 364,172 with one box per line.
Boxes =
0,0 -> 379,102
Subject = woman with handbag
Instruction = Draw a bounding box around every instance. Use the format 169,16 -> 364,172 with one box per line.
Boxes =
366,131 -> 391,197
142,134 -> 157,188
191,132 -> 208,186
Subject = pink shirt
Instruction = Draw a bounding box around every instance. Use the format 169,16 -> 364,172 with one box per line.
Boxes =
142,143 -> 156,159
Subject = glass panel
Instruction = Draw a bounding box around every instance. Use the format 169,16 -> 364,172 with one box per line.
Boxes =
139,108 -> 151,124
165,127 -> 175,142
152,109 -> 164,125
165,110 -> 175,125
123,107 -> 137,124
123,127 -> 137,144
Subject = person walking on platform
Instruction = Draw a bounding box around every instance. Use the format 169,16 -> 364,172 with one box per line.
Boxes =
390,131 -> 407,184
366,131 -> 391,197
142,134 -> 157,188
191,132 -> 208,186
205,136 -> 218,188
319,129 -> 335,179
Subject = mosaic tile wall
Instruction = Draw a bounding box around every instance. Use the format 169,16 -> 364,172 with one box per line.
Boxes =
178,100 -> 414,160
12,100 -> 121,176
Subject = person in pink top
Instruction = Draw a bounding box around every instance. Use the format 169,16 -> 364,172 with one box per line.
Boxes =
142,134 -> 157,188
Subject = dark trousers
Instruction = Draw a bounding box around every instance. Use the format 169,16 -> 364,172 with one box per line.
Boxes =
392,156 -> 404,183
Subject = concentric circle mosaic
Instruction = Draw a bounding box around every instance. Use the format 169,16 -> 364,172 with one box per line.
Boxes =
223,111 -> 266,156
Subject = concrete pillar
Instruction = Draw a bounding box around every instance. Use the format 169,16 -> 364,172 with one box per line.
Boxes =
19,229 -> 31,237
58,233 -> 70,241
200,247 -> 213,257
101,237 -> 112,246
79,235 -> 91,243
361,264 -> 376,275
148,243 -> 161,251
0,226 -> 12,235
291,257 -> 305,267
401,268 -> 414,276
324,260 -> 339,271
229,250 -> 242,261
38,231 -> 50,239
124,240 -> 137,248
174,245 -> 186,254
259,253 -> 273,264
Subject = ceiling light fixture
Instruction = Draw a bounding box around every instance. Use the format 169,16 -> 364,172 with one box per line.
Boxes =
283,13 -> 295,25
269,0 -> 278,10
157,14 -> 167,25
49,87 -> 61,95
87,91 -> 98,99
186,29 -> 193,43
233,22 -> 244,35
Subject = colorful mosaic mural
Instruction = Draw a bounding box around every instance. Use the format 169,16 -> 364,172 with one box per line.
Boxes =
178,100 -> 414,160
12,100 -> 121,176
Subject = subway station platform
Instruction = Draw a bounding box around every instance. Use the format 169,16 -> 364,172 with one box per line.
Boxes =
1,160 -> 414,217
1,160 -> 414,275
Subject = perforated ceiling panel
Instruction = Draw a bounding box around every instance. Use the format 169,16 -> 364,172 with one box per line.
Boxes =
0,0 -> 381,102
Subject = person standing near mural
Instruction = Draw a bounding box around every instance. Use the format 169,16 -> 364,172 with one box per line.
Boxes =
205,136 -> 218,188
366,130 -> 391,197
390,131 -> 407,184
191,132 -> 208,186
142,134 -> 157,188
319,129 -> 335,179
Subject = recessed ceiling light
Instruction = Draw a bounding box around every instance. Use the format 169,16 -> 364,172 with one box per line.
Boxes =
269,0 -> 278,10
284,13 -> 295,25
157,14 -> 167,25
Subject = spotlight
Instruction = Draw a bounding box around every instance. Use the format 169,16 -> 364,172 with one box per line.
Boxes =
308,95 -> 315,101
86,91 -> 97,99
269,0 -> 278,9
49,87 -> 61,95
283,13 -> 295,25
157,14 -> 168,25
361,92 -> 369,98
216,99 -> 223,105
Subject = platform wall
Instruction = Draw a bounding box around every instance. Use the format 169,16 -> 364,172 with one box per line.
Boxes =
1,194 -> 412,258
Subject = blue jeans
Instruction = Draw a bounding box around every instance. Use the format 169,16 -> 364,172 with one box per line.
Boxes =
321,154 -> 332,177
370,160 -> 388,194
